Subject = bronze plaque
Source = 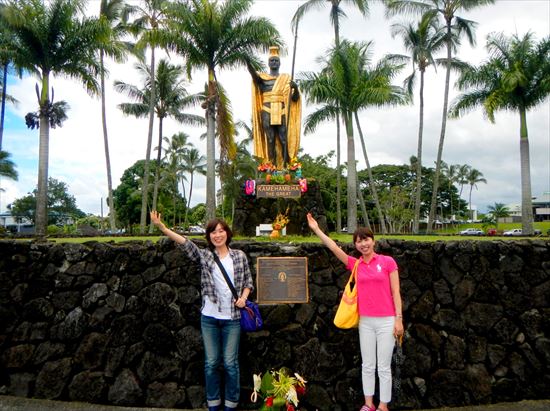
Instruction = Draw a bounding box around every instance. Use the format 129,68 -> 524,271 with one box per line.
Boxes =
256,184 -> 301,198
256,257 -> 308,304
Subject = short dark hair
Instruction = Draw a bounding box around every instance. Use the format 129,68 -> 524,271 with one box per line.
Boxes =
353,227 -> 375,243
205,218 -> 233,249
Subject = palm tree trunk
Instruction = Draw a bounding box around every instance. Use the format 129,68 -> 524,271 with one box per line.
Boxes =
357,182 -> 371,230
334,12 -> 342,233
205,71 -> 217,221
344,111 -> 357,233
35,75 -> 50,238
427,21 -> 453,233
335,111 -> 342,233
100,50 -> 116,232
519,107 -> 534,234
354,112 -> 386,234
139,48 -> 156,234
413,69 -> 425,234
150,117 -> 163,233
186,171 -> 194,227
468,185 -> 473,220
0,62 -> 8,150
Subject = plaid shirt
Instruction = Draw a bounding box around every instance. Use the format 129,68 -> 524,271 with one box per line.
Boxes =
178,240 -> 254,320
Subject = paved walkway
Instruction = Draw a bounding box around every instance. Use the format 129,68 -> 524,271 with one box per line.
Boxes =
1,396 -> 550,411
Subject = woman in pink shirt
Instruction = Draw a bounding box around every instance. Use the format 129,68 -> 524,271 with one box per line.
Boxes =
307,213 -> 404,411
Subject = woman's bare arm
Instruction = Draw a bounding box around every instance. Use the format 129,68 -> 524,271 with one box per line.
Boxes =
150,210 -> 187,244
306,213 -> 348,265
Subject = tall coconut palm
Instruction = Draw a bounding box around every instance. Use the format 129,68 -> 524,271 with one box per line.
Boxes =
353,50 -> 409,234
126,0 -> 172,233
440,161 -> 458,219
169,0 -> 282,221
465,167 -> 486,220
486,202 -> 509,231
455,163 -> 470,200
292,0 -> 370,233
162,132 -> 192,207
391,14 -> 445,233
181,147 -> 206,229
451,32 -> 550,234
386,0 -> 495,233
98,0 -> 132,232
0,150 -> 17,181
300,41 -> 407,232
115,58 -> 204,231
0,0 -> 107,237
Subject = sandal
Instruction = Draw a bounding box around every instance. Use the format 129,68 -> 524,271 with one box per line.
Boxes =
359,406 -> 375,411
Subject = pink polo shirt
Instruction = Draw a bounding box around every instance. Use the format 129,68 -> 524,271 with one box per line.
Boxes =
347,254 -> 398,317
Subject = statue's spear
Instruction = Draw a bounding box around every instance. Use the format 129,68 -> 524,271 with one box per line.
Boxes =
285,19 -> 299,159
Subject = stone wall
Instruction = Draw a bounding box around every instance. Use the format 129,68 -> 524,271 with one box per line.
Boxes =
0,238 -> 549,410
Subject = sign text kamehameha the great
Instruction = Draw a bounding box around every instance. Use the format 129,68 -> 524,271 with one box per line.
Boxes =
256,184 -> 301,199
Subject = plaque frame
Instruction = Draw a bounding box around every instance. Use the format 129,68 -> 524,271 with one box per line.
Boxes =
256,257 -> 309,304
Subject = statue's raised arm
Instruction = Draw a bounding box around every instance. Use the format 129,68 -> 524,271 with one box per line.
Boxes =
249,46 -> 301,169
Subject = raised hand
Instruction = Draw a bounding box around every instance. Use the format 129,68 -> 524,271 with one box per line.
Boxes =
150,210 -> 163,227
306,213 -> 318,232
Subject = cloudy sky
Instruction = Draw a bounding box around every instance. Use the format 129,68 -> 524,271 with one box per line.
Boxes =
1,0 -> 549,218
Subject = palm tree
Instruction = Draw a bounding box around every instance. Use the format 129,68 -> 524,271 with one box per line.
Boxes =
98,0 -> 132,232
386,0 -> 495,233
115,58 -> 204,230
466,167 -> 486,220
300,41 -> 407,232
0,150 -> 17,181
0,0 -> 107,237
456,163 -> 470,200
440,160 -> 458,219
0,8 -> 21,152
486,202 -> 510,231
181,147 -> 206,229
292,0 -> 370,233
391,14 -> 445,233
162,132 -> 192,207
169,0 -> 282,221
450,32 -> 550,235
220,136 -> 256,222
126,0 -> 172,233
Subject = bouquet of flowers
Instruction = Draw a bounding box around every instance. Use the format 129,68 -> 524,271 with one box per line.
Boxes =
272,208 -> 290,231
288,157 -> 302,171
251,368 -> 307,411
258,161 -> 275,173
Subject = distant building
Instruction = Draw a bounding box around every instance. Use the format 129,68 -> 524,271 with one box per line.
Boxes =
503,192 -> 550,222
0,212 -> 34,233
533,192 -> 550,221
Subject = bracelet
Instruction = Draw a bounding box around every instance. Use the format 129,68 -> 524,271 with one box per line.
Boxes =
396,314 -> 403,318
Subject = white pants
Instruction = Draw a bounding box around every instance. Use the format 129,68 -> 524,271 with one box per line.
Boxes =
359,316 -> 396,403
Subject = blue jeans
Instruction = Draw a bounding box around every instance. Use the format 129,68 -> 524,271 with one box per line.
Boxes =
201,314 -> 241,408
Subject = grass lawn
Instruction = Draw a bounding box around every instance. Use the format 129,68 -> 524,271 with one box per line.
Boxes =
8,222 -> 548,244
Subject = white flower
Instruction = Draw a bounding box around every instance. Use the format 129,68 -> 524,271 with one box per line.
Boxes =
294,372 -> 307,385
253,373 -> 262,392
286,385 -> 298,406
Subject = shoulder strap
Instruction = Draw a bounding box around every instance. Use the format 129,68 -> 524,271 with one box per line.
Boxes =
212,252 -> 239,300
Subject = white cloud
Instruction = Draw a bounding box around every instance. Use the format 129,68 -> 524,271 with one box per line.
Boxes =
1,0 -> 549,217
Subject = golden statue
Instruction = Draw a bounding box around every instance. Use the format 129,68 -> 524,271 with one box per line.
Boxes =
247,46 -> 301,169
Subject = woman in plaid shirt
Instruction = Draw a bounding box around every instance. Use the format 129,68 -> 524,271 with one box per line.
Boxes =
150,211 -> 253,411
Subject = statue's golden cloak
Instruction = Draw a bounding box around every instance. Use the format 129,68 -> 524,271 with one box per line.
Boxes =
251,72 -> 301,169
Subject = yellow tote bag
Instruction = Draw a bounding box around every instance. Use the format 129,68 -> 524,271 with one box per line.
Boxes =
333,259 -> 360,329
